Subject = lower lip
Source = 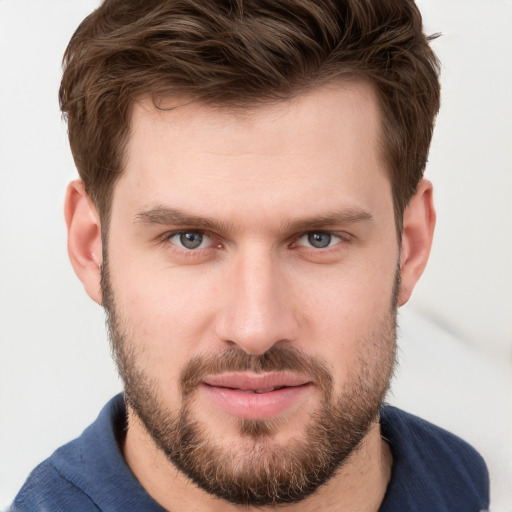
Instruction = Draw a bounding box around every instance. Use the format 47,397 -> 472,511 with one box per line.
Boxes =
200,383 -> 312,420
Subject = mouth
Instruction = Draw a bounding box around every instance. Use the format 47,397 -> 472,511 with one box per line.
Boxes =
199,372 -> 313,419
225,386 -> 290,394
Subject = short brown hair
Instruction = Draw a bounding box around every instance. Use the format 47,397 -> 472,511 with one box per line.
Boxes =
60,0 -> 440,229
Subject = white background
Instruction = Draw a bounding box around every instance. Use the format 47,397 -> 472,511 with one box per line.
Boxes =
1,0 -> 511,509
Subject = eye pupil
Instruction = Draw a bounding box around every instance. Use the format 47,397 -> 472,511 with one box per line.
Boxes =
180,232 -> 203,249
307,232 -> 331,248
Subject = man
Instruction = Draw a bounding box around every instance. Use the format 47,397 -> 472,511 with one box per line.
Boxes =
12,0 -> 489,510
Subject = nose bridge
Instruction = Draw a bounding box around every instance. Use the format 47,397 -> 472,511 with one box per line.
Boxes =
216,243 -> 297,355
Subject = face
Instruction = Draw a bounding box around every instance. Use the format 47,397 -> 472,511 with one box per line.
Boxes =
103,82 -> 400,506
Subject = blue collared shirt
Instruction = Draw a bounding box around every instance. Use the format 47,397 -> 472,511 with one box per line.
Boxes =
12,395 -> 490,511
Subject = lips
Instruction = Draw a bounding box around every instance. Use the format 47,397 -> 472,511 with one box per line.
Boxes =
242,387 -> 285,394
203,372 -> 310,390
200,372 -> 312,419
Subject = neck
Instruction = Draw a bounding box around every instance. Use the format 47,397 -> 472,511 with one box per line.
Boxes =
123,411 -> 392,512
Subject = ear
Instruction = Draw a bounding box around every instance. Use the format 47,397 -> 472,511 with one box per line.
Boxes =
398,179 -> 436,306
64,180 -> 103,304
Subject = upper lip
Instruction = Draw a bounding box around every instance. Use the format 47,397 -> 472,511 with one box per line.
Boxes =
202,372 -> 311,391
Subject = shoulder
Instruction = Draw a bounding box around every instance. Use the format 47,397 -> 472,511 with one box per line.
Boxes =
12,457 -> 100,512
11,396 -> 123,512
380,405 -> 489,512
11,395 -> 166,512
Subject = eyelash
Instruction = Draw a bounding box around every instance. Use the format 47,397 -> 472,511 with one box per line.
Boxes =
293,232 -> 346,250
158,230 -> 351,256
158,230 -> 219,256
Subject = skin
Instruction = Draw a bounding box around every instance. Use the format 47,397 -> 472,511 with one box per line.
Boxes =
65,81 -> 435,511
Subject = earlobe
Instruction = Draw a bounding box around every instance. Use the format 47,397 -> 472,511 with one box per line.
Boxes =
398,179 -> 436,306
64,180 -> 103,304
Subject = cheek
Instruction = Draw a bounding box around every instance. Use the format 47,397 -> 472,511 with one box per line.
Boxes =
119,276 -> 217,349
292,255 -> 397,383
107,250 -> 223,393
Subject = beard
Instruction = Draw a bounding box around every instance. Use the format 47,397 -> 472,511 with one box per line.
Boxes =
101,259 -> 397,507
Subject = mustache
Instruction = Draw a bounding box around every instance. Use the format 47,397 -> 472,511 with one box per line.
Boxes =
179,345 -> 334,399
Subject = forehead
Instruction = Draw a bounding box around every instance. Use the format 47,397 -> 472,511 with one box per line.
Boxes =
129,80 -> 384,160
113,81 -> 390,225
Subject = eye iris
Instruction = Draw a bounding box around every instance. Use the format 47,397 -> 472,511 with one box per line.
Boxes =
307,232 -> 331,249
180,232 -> 203,249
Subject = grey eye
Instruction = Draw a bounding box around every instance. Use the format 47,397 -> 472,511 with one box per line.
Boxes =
178,232 -> 204,249
307,232 -> 332,248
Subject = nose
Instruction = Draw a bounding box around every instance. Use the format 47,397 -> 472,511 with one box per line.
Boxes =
214,247 -> 298,355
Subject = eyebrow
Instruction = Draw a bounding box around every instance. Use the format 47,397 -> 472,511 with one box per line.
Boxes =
283,208 -> 373,232
134,206 -> 232,232
133,205 -> 373,233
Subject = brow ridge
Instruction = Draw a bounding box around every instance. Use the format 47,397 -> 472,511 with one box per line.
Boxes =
134,205 -> 373,233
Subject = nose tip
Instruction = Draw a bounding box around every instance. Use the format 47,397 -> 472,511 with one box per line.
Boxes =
218,289 -> 297,356
214,254 -> 298,356
223,315 -> 292,356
